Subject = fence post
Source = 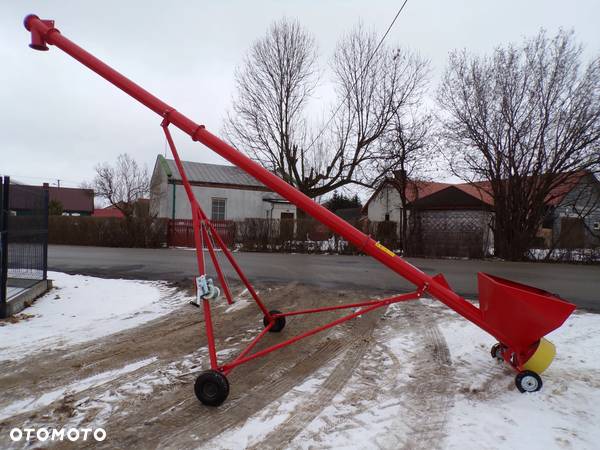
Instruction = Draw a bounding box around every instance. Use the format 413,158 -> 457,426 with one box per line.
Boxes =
42,183 -> 49,280
0,176 -> 9,319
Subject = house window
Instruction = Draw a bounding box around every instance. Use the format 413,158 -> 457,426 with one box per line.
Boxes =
211,198 -> 226,221
594,222 -> 600,231
385,213 -> 390,221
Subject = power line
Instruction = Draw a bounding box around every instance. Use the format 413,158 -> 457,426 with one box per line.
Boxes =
304,0 -> 410,153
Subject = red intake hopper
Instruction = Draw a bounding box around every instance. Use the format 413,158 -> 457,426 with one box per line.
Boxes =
477,273 -> 576,351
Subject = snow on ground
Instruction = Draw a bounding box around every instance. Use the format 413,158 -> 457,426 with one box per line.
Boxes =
442,309 -> 600,450
1,271 -> 598,448
0,357 -> 157,421
199,300 -> 600,450
207,353 -> 347,450
0,271 -> 190,362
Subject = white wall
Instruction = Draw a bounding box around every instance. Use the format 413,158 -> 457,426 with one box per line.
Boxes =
367,185 -> 403,223
154,183 -> 296,220
268,202 -> 296,220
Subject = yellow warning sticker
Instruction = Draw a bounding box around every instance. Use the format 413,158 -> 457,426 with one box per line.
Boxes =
375,242 -> 396,258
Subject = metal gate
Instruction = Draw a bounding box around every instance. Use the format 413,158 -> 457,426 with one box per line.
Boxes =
0,177 -> 49,318
167,219 -> 235,248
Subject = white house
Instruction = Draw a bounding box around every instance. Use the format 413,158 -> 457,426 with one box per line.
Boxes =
150,156 -> 296,221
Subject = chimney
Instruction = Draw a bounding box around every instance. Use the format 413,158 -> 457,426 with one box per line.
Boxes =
392,169 -> 406,181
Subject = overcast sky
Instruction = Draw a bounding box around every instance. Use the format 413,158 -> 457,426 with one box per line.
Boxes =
2,0 -> 599,189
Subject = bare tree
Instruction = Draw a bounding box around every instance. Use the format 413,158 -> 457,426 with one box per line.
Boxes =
93,153 -> 150,218
225,20 -> 429,199
437,29 -> 600,260
224,18 -> 318,190
371,109 -> 434,252
315,29 -> 429,197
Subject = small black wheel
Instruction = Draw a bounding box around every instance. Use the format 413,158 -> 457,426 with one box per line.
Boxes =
194,370 -> 229,406
263,310 -> 286,332
491,343 -> 506,361
515,370 -> 543,393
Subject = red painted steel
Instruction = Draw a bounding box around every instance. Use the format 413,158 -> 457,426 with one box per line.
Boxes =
24,15 -> 577,380
222,292 -> 421,372
478,273 -> 576,350
274,295 -> 420,318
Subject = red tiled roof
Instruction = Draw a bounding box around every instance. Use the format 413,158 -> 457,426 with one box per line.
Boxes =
362,179 -> 450,213
543,171 -> 590,206
454,181 -> 494,206
364,171 -> 595,212
48,187 -> 94,213
93,206 -> 124,218
404,180 -> 451,203
453,171 -> 591,207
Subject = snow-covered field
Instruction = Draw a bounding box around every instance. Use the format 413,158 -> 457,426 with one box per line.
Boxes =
0,271 -> 189,362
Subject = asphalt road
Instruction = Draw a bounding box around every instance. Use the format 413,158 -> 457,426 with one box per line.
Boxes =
48,245 -> 600,311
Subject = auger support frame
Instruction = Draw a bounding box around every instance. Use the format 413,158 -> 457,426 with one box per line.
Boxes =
23,14 -> 576,402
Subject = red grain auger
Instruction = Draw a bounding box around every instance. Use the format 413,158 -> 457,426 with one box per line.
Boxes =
23,15 -> 576,405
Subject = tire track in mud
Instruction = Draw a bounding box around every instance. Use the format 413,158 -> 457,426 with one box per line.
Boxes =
248,313 -> 384,450
23,283 -> 383,450
288,300 -> 456,450
160,310 -> 384,449
389,301 -> 456,450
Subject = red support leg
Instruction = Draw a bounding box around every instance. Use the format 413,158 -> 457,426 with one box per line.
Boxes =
274,293 -> 420,317
222,301 -> 386,371
203,298 -> 219,370
191,206 -> 205,274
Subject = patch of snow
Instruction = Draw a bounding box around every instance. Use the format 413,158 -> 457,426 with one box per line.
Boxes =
290,303 -> 417,449
0,271 -> 191,362
193,299 -> 600,450
223,288 -> 253,313
0,357 -> 157,421
442,310 -> 600,449
204,353 -> 344,450
66,348 -> 211,429
528,247 -> 600,262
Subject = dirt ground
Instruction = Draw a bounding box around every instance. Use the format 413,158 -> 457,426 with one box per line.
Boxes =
0,282 -> 455,450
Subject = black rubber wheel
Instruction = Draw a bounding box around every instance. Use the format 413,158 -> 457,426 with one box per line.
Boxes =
491,343 -> 506,361
515,370 -> 543,393
263,310 -> 286,332
194,370 -> 229,406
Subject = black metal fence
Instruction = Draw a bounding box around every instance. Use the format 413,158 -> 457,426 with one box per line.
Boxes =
0,177 -> 49,318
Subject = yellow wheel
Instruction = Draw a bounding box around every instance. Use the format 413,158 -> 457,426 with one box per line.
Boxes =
522,338 -> 556,374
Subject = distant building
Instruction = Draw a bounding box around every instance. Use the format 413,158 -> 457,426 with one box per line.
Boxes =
364,170 -> 600,257
364,177 -> 493,257
544,171 -> 600,248
93,199 -> 150,219
10,184 -> 94,216
150,156 -> 296,221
